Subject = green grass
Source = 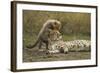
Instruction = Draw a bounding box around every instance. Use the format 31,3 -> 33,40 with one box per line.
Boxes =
62,34 -> 90,41
23,34 -> 90,48
23,34 -> 37,48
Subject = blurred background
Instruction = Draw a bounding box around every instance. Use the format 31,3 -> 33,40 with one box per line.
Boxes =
23,10 -> 91,48
23,10 -> 91,62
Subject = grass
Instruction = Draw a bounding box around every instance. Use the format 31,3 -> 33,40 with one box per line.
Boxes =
23,48 -> 91,62
23,10 -> 91,62
23,34 -> 91,62
23,34 -> 90,48
62,34 -> 90,41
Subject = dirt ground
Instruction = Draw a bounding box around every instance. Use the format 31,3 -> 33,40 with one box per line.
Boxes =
23,47 -> 91,62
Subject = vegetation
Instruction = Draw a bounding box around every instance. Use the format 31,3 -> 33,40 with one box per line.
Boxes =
23,10 -> 91,62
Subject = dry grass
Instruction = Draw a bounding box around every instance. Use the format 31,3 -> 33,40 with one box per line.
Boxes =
23,10 -> 91,62
23,47 -> 91,62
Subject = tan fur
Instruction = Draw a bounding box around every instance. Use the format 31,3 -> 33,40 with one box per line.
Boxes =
27,19 -> 61,52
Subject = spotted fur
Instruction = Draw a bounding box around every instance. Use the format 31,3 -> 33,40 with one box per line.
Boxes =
48,39 -> 91,54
